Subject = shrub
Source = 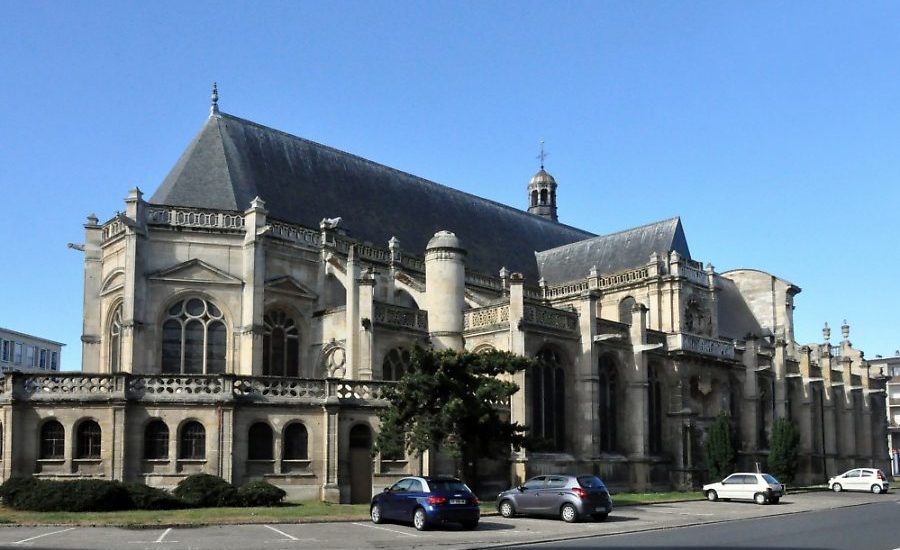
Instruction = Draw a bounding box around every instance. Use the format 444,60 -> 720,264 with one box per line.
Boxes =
705,412 -> 736,482
0,476 -> 39,507
173,474 -> 239,508
3,478 -> 131,512
237,480 -> 286,507
123,482 -> 185,510
768,417 -> 801,484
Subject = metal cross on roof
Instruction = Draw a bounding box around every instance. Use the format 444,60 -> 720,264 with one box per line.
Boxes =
537,140 -> 548,170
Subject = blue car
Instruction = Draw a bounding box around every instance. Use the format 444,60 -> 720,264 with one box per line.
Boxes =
370,476 -> 480,531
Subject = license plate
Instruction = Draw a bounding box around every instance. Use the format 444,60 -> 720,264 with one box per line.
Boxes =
595,506 -> 606,512
450,499 -> 466,505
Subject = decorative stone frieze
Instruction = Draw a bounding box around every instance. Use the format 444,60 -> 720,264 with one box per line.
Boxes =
372,302 -> 428,332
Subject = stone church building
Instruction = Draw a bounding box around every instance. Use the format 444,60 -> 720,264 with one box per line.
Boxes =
0,93 -> 889,502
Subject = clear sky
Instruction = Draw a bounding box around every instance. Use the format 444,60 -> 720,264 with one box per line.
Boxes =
2,1 -> 898,371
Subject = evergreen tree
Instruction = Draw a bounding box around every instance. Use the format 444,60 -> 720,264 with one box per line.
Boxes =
705,412 -> 736,481
375,347 -> 534,487
767,417 -> 800,484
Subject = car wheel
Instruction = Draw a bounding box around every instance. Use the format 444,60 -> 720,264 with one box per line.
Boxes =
499,500 -> 516,518
592,512 -> 608,522
460,519 -> 478,530
413,507 -> 429,531
560,503 -> 579,523
754,492 -> 767,505
370,504 -> 383,524
832,483 -> 842,493
872,484 -> 883,494
706,490 -> 718,502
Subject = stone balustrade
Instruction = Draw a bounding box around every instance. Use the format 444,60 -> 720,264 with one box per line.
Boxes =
522,303 -> 579,332
667,333 -> 735,360
596,267 -> 650,289
681,264 -> 708,286
101,217 -> 127,241
464,303 -> 511,331
269,221 -> 321,247
0,372 -> 392,405
373,302 -> 428,332
146,206 -> 245,231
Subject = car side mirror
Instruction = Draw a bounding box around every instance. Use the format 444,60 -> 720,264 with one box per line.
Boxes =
517,485 -> 526,492
383,487 -> 390,493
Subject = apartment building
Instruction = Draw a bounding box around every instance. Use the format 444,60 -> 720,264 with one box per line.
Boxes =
0,328 -> 64,373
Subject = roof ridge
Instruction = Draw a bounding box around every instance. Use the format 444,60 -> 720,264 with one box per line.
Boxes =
217,111 -> 594,237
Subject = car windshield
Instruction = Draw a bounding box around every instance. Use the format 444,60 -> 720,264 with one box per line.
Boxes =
429,480 -> 470,492
762,474 -> 780,484
577,476 -> 606,489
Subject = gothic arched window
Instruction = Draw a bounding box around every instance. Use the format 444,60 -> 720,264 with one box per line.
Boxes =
531,189 -> 538,207
263,310 -> 300,377
618,297 -> 636,326
539,188 -> 548,205
144,420 -> 169,460
598,354 -> 619,452
161,298 -> 227,374
648,364 -> 663,454
109,303 -> 124,372
76,420 -> 102,459
283,423 -> 309,460
248,422 -> 274,460
40,420 -> 65,459
530,348 -> 565,451
383,348 -> 411,381
179,421 -> 206,460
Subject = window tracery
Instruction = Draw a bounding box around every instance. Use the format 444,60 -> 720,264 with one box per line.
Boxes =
161,298 -> 226,374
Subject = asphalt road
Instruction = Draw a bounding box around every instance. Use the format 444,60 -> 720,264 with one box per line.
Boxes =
0,490 -> 893,550
498,499 -> 900,550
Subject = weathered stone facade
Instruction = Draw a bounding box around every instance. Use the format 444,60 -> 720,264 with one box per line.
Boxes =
0,103 -> 888,501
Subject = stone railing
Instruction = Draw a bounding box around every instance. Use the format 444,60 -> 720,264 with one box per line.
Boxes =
544,280 -> 589,299
681,264 -> 708,286
597,267 -> 650,289
269,221 -> 321,248
667,333 -> 735,360
400,255 -> 426,273
334,237 -> 391,264
101,217 -> 127,241
373,302 -> 428,332
465,272 -> 503,292
146,206 -> 245,230
0,373 -> 392,405
522,304 -> 579,333
464,303 -> 511,331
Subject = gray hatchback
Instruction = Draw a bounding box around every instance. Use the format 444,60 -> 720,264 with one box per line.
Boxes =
496,474 -> 613,522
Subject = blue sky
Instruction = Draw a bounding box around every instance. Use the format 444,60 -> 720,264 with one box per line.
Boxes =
2,1 -> 898,370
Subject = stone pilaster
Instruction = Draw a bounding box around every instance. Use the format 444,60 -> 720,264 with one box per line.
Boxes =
240,198 -> 267,375
796,347 -> 813,456
81,214 -> 103,372
121,188 -> 147,374
345,246 -> 361,379
322,396 -> 341,502
741,337 -> 760,453
577,290 -> 599,458
820,347 -> 838,476
508,274 -> 527,484
774,339 -> 788,418
358,269 -> 375,380
626,304 -> 650,489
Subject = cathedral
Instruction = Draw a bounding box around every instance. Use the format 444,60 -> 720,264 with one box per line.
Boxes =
0,90 -> 889,502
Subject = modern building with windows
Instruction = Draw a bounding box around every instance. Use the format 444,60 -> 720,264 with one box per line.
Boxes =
0,92 -> 889,501
0,328 -> 63,374
865,353 -> 900,475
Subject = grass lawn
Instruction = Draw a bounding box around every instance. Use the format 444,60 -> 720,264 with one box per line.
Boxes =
0,491 -> 708,527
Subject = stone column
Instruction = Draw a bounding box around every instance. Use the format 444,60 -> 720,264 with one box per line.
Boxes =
741,337 -> 760,453
820,347 -> 838,476
577,290 -> 599,458
424,231 -> 466,351
626,304 -> 650,489
322,391 -> 341,502
345,246 -> 361,379
508,274 -> 527,485
81,214 -> 103,372
240,198 -> 267,376
110,402 -> 126,480
358,269 -> 375,380
121,188 -> 147,374
774,339 -> 788,419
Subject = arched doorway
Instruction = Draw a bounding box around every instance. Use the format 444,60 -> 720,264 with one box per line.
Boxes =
349,424 -> 373,504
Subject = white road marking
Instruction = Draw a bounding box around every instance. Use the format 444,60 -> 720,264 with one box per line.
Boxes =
351,522 -> 419,537
264,525 -> 299,541
156,528 -> 173,543
14,527 -> 76,544
127,528 -> 180,544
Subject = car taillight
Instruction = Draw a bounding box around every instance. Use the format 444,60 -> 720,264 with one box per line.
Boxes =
878,471 -> 885,480
571,487 -> 587,499
427,495 -> 448,506
470,496 -> 480,505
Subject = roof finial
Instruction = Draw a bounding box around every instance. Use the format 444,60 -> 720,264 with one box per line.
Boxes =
537,139 -> 548,170
210,82 -> 220,116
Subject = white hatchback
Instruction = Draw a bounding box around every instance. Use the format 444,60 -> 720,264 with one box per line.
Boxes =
702,473 -> 784,505
828,468 -> 890,494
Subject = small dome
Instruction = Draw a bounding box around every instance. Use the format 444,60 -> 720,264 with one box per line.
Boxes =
426,230 -> 464,251
529,169 -> 557,187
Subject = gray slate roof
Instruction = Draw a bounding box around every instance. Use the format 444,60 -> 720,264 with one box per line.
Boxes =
534,217 -> 691,284
150,113 -> 594,279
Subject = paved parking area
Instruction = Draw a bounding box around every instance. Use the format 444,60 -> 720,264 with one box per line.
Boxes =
0,491 -> 893,550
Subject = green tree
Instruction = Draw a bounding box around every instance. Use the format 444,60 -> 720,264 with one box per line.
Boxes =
375,347 -> 534,487
767,417 -> 800,484
705,413 -> 736,481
